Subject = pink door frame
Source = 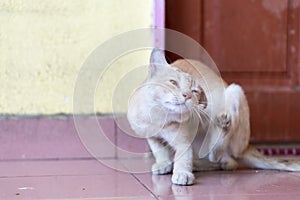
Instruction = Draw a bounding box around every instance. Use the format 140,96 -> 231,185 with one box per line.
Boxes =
153,0 -> 165,48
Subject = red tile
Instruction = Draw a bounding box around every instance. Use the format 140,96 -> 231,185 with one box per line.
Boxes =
0,173 -> 154,199
0,117 -> 116,160
119,157 -> 154,174
1,157 -> 300,199
0,160 -> 122,178
136,170 -> 300,199
115,117 -> 151,158
70,116 -> 116,159
0,118 -> 89,160
158,194 -> 300,200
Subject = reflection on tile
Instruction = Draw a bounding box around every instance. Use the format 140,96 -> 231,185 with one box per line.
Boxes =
135,170 -> 300,199
2,157 -> 300,199
158,194 -> 300,200
120,157 -> 154,174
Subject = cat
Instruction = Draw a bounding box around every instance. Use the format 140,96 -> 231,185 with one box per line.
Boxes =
127,48 -> 300,185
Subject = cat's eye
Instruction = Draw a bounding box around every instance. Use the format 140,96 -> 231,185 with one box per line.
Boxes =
169,80 -> 178,86
192,89 -> 199,93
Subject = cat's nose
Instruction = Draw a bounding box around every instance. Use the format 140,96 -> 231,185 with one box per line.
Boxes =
183,92 -> 192,100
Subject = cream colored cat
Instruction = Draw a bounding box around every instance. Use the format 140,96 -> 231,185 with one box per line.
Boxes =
127,49 -> 300,186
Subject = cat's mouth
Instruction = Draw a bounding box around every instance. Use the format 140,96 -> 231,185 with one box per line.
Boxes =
165,101 -> 186,106
164,101 -> 190,111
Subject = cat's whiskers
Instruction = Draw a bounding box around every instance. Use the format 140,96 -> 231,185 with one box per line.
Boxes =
191,107 -> 207,125
192,108 -> 205,125
192,106 -> 211,123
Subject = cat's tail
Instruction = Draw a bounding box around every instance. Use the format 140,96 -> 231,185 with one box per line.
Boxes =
239,145 -> 300,171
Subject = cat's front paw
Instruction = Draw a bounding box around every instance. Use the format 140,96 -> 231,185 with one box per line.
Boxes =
172,171 -> 195,185
152,161 -> 173,175
216,113 -> 231,131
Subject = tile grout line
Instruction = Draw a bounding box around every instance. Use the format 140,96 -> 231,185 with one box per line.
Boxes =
113,117 -> 158,199
130,173 -> 159,200
117,159 -> 159,199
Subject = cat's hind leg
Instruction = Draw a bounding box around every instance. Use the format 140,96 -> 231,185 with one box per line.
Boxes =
147,137 -> 173,175
208,84 -> 245,163
208,113 -> 233,163
215,113 -> 231,132
214,84 -> 249,169
225,84 -> 251,158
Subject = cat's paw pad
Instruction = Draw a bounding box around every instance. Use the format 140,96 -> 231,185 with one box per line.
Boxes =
152,162 -> 173,175
216,113 -> 231,131
172,171 -> 195,185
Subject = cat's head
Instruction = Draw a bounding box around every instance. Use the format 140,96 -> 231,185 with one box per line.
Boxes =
146,48 -> 207,115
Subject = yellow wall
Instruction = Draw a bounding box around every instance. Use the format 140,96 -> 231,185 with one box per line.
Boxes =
0,0 -> 152,115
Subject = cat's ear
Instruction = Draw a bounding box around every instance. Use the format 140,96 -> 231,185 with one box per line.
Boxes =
149,48 -> 168,78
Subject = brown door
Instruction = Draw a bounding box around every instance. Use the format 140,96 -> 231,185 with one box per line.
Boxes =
166,0 -> 300,142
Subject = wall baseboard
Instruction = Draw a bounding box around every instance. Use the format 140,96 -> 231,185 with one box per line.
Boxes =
0,116 -> 299,161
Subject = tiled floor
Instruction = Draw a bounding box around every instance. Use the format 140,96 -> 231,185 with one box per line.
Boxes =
2,158 -> 300,200
1,117 -> 300,199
